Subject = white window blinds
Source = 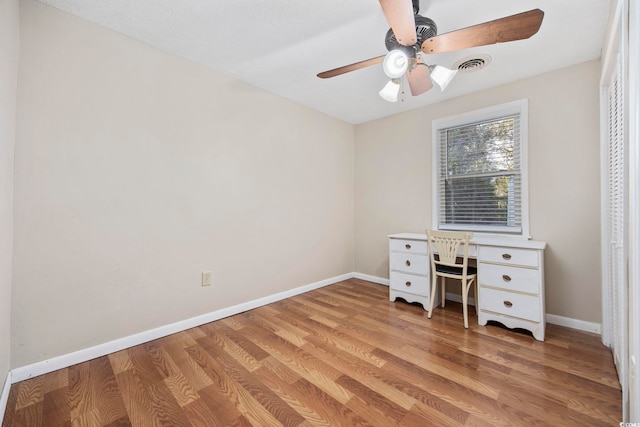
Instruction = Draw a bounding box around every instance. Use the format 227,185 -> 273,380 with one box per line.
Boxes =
436,113 -> 523,234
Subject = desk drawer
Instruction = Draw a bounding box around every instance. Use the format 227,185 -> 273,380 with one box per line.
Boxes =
390,271 -> 430,295
478,246 -> 539,267
478,263 -> 540,294
390,239 -> 428,255
389,253 -> 429,275
479,287 -> 541,322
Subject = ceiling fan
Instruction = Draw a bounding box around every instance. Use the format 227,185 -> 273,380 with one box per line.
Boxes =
317,0 -> 544,102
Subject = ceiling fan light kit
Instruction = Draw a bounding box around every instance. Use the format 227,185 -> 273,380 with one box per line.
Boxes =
429,65 -> 458,91
317,0 -> 544,103
382,50 -> 410,79
379,78 -> 402,102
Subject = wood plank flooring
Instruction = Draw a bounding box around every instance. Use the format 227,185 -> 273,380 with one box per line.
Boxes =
2,279 -> 622,426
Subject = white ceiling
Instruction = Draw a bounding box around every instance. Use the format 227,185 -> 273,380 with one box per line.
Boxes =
37,0 -> 611,124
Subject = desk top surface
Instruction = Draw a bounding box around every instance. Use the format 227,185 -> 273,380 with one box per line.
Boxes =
389,232 -> 547,250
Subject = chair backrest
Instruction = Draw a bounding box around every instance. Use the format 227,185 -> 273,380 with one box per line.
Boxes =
425,229 -> 473,270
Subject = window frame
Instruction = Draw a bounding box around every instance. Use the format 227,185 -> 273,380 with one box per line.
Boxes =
431,99 -> 530,238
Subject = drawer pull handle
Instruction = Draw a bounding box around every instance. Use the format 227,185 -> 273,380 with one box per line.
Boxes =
405,260 -> 411,267
502,274 -> 512,282
503,301 -> 513,308
502,253 -> 512,260
405,281 -> 412,287
405,244 -> 412,250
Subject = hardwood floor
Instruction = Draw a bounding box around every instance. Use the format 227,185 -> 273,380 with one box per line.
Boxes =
2,279 -> 621,426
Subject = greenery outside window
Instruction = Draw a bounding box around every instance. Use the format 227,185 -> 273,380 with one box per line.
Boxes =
432,100 -> 529,236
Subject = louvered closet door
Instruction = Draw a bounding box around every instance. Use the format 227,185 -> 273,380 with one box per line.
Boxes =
606,53 -> 627,389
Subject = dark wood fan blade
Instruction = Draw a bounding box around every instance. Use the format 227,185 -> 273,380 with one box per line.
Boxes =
317,55 -> 385,79
379,0 -> 417,46
421,9 -> 544,55
407,56 -> 432,96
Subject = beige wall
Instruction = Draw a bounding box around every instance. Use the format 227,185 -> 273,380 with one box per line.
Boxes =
355,60 -> 602,323
0,0 -> 18,385
12,0 -> 354,368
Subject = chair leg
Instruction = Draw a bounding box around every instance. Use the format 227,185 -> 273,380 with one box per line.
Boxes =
427,274 -> 438,319
462,280 -> 469,329
473,280 -> 478,315
441,276 -> 446,308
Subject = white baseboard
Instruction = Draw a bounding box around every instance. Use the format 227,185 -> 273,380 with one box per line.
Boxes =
545,313 -> 601,334
445,291 -> 477,306
11,273 -> 353,384
0,371 -> 11,426
353,272 -> 389,286
7,272 -> 603,385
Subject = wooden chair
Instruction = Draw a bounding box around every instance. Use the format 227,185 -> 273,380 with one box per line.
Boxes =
426,230 -> 478,328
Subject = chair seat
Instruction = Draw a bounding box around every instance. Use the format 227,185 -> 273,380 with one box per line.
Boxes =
435,264 -> 477,276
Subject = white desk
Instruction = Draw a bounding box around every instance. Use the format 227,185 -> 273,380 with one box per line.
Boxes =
388,233 -> 547,341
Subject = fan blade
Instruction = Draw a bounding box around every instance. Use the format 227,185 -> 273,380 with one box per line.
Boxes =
407,56 -> 432,96
421,9 -> 544,55
379,0 -> 417,46
317,55 -> 385,79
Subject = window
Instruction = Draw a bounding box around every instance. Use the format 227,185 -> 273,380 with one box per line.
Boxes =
432,100 -> 529,236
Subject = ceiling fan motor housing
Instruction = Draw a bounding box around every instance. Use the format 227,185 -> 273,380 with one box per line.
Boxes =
385,15 -> 437,56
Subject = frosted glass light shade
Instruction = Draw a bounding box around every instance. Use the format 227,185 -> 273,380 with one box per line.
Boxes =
382,50 -> 409,79
430,65 -> 458,91
379,79 -> 401,102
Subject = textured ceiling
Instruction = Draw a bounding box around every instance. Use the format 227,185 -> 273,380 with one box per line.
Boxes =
37,0 -> 612,124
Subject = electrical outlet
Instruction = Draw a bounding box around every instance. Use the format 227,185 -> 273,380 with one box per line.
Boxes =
201,271 -> 212,287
